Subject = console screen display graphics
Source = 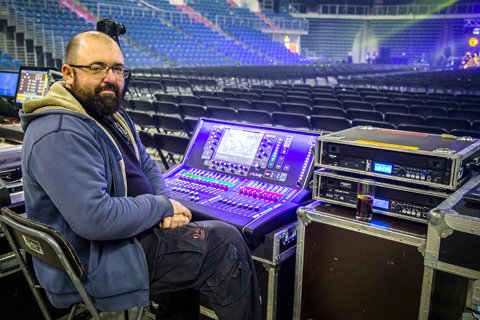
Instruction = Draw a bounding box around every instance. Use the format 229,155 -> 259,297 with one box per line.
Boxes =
214,128 -> 263,166
0,71 -> 19,98
15,69 -> 49,104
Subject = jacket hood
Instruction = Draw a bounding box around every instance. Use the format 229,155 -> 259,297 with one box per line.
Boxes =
20,81 -> 90,132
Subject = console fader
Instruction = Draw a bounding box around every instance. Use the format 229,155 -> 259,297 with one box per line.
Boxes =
163,119 -> 318,245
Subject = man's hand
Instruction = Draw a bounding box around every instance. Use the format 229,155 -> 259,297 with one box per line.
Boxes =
159,199 -> 192,229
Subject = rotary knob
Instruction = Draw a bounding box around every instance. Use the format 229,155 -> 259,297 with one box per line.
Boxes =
397,168 -> 405,175
255,164 -> 261,170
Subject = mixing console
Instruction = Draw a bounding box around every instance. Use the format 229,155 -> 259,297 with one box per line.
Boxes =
163,119 -> 318,245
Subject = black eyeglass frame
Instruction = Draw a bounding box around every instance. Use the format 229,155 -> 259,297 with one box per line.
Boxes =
68,63 -> 130,79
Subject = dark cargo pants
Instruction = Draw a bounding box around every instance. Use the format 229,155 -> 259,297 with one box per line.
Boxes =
139,220 -> 261,320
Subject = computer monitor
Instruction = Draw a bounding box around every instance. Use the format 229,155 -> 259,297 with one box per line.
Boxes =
0,70 -> 20,99
15,66 -> 52,105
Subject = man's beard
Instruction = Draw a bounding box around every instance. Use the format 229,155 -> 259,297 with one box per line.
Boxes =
72,79 -> 123,117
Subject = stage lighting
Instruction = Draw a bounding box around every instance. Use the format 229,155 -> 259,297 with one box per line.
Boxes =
469,37 -> 478,47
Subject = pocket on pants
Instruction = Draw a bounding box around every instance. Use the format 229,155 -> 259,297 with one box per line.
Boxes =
206,243 -> 252,306
151,225 -> 208,286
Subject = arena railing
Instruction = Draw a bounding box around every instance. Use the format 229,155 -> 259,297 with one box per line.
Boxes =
215,15 -> 307,33
288,2 -> 480,16
370,3 -> 480,15
96,3 -> 200,24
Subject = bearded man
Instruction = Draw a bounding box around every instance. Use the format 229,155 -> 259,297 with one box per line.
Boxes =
20,31 -> 261,320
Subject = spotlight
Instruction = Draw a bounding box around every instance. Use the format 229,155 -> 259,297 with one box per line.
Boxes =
469,37 -> 478,47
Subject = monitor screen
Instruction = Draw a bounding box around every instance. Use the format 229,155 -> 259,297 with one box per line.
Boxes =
214,128 -> 264,166
0,71 -> 19,98
15,68 -> 50,104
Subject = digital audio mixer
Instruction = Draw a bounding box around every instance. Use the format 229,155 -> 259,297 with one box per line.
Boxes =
162,119 -> 318,245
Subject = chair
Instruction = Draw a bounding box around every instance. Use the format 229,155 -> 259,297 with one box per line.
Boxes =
426,101 -> 459,109
178,95 -> 201,105
312,106 -> 347,118
272,112 -> 311,130
394,98 -> 425,107
313,98 -> 343,109
193,90 -> 214,97
128,111 -> 156,131
343,101 -> 374,111
414,94 -> 439,101
473,120 -> 480,131
286,96 -> 313,106
375,103 -> 409,115
139,131 -> 156,151
148,81 -> 164,95
448,110 -> 480,122
237,93 -> 261,102
155,93 -> 177,103
201,97 -> 225,107
261,94 -> 286,104
443,97 -> 474,104
310,116 -> 351,133
385,113 -> 425,126
286,91 -> 310,98
252,100 -> 281,113
176,79 -> 192,93
351,120 -> 396,130
215,92 -> 236,99
311,93 -> 336,100
450,130 -> 480,139
179,104 -> 209,119
131,100 -> 156,113
337,94 -> 363,102
224,87 -> 243,93
364,96 -> 392,105
397,124 -> 447,135
153,101 -> 180,116
184,118 -> 199,136
225,98 -> 252,110
410,106 -> 447,118
238,109 -> 273,126
153,133 -> 190,170
459,103 -> 480,110
347,109 -> 384,121
263,90 -> 286,97
426,117 -> 471,131
207,106 -> 239,121
281,103 -> 312,116
152,114 -> 188,134
0,208 -> 145,320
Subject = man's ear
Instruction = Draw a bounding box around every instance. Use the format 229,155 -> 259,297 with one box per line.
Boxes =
62,64 -> 74,87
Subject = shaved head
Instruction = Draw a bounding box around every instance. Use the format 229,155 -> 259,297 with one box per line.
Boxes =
65,31 -> 121,65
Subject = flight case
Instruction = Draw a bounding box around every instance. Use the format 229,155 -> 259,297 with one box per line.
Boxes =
315,127 -> 480,191
294,201 -> 468,320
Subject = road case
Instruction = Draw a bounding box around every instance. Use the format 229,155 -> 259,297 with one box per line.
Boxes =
315,126 -> 480,191
294,201 -> 467,320
313,168 -> 451,223
422,174 -> 480,317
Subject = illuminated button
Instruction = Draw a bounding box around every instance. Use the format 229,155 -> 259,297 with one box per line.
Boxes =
415,174 -> 420,180
190,196 -> 195,201
420,175 -> 426,181
195,197 -> 200,202
406,173 -> 411,178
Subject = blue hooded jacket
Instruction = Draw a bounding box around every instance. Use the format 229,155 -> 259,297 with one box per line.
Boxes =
20,82 -> 174,311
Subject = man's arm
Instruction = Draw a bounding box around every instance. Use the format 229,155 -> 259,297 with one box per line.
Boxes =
24,129 -> 173,241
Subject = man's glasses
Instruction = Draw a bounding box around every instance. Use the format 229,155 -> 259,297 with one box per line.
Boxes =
68,63 -> 130,79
